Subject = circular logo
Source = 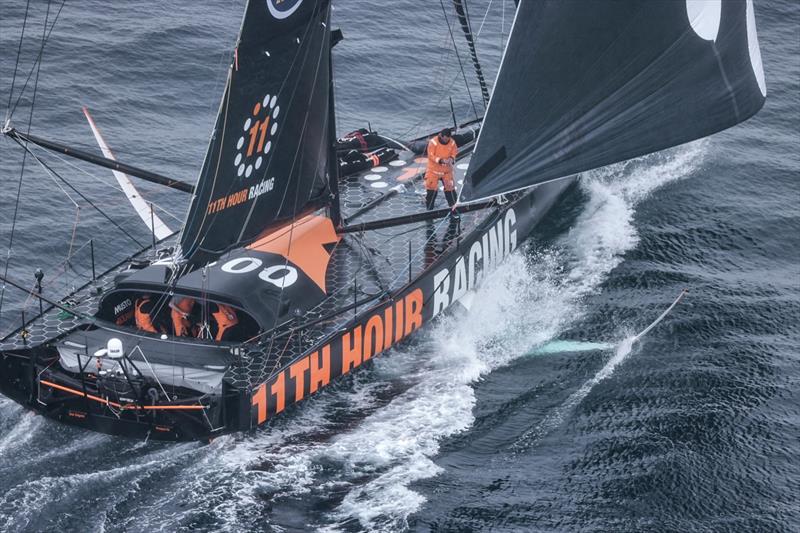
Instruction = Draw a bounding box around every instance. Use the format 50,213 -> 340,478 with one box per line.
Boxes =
235,94 -> 280,178
267,0 -> 303,20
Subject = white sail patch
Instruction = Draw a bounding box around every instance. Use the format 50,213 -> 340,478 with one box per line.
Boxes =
685,0 -> 721,42
746,0 -> 767,97
81,108 -> 172,240
267,0 -> 303,20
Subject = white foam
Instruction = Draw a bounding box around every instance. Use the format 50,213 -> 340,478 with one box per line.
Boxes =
0,412 -> 42,458
0,141 -> 708,531
322,141 -> 708,527
180,141 -> 709,532
0,442 -> 199,532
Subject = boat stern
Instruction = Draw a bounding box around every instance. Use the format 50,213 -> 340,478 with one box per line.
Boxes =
0,325 -> 248,441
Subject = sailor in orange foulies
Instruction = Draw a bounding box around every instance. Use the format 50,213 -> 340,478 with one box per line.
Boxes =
211,303 -> 239,341
170,296 -> 196,337
134,294 -> 162,333
424,127 -> 458,210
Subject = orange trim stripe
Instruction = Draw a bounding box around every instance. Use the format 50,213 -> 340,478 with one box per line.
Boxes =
121,405 -> 206,411
40,379 -> 206,411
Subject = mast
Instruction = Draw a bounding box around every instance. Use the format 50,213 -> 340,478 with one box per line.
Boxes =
451,0 -> 490,108
327,29 -> 344,227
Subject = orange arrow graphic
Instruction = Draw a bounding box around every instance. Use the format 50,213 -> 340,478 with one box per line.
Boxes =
247,215 -> 340,293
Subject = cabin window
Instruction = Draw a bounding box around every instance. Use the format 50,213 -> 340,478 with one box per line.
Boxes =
98,292 -> 260,342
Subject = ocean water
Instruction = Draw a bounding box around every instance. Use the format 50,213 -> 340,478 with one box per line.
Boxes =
0,1 -> 798,532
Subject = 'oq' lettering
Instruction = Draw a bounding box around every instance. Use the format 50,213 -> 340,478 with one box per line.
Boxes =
222,257 -> 298,289
221,257 -> 262,273
259,265 -> 298,288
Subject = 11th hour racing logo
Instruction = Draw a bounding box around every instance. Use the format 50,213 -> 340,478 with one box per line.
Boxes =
205,94 -> 279,215
267,0 -> 303,19
234,94 -> 280,179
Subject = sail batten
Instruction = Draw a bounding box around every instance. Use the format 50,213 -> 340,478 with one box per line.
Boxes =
180,0 -> 333,265
460,0 -> 767,203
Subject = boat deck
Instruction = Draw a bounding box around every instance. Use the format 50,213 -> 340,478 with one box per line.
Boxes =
1,146 -> 491,393
227,147 -> 492,390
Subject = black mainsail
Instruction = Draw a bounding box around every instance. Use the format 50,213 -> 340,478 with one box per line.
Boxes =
180,0 -> 334,264
459,0 -> 767,203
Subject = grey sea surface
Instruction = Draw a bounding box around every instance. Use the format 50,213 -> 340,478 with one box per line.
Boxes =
0,1 -> 798,531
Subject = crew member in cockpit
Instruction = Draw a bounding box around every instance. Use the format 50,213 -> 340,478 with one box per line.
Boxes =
134,294 -> 164,334
211,302 -> 240,341
170,296 -> 196,337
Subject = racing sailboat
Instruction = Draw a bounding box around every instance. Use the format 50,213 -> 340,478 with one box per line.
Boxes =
0,0 -> 766,441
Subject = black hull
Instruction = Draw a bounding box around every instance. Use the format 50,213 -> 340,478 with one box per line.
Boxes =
0,351 -> 231,441
0,178 -> 575,441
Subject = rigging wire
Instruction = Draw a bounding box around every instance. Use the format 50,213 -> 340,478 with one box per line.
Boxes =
394,0 -> 498,140
25,160 -> 182,300
5,140 -> 181,319
201,0 -> 241,161
5,0 -> 31,122
12,138 -> 145,247
439,0 -> 480,121
33,144 -> 82,273
15,236 -> 115,304
474,0 -> 495,39
0,0 -> 54,322
42,147 -> 184,223
501,0 -> 506,55
7,1 -> 66,120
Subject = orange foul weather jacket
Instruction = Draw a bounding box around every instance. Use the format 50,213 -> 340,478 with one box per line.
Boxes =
135,297 -> 158,333
424,136 -> 458,192
171,297 -> 196,337
212,304 -> 239,341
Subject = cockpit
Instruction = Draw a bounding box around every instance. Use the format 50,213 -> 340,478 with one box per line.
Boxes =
98,290 -> 261,343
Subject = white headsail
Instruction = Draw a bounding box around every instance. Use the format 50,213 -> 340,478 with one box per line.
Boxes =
82,107 -> 172,240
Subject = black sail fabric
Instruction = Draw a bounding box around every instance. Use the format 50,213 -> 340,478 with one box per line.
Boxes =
180,0 -> 332,264
459,0 -> 767,203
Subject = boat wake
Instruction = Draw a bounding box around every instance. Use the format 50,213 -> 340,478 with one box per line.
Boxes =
0,141 -> 707,532
0,409 -> 39,461
511,335 -> 637,452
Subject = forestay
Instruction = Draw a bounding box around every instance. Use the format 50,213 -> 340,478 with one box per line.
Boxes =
180,0 -> 334,265
459,0 -> 767,203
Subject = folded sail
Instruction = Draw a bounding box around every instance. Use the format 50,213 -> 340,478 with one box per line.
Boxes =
459,0 -> 767,203
181,0 -> 333,264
